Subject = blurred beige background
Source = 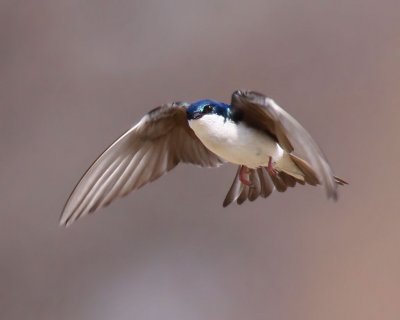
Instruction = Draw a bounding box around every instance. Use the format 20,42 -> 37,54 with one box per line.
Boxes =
1,0 -> 400,319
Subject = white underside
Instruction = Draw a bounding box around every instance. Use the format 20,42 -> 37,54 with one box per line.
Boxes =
189,114 -> 284,169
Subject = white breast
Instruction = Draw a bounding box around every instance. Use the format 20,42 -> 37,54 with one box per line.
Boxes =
188,114 -> 284,168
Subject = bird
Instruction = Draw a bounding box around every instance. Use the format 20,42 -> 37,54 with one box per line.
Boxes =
60,90 -> 346,226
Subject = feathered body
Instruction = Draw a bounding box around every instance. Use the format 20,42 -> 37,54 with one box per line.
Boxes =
189,113 -> 284,168
60,90 -> 346,226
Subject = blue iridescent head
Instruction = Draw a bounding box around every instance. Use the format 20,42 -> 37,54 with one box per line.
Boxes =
186,99 -> 231,121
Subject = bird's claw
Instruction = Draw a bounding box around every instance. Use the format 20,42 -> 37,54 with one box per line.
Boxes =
239,165 -> 253,186
267,156 -> 278,176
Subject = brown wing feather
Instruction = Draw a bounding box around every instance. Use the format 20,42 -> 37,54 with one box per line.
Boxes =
231,90 -> 344,199
61,103 -> 224,226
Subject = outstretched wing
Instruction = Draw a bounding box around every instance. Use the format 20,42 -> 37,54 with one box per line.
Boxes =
231,90 -> 339,199
61,102 -> 224,226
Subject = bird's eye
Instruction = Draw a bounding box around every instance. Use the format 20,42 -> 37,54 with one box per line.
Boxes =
202,105 -> 213,114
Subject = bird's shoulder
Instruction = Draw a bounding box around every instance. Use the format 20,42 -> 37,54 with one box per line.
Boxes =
134,101 -> 192,140
230,91 -> 279,141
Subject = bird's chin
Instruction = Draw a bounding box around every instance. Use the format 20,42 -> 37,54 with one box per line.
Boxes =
188,114 -> 221,140
188,118 -> 196,128
188,118 -> 203,133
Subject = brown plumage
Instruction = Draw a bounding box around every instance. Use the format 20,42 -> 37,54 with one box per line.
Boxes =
61,90 -> 347,226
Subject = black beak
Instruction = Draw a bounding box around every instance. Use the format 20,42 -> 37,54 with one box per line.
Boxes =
187,111 -> 202,120
193,112 -> 202,120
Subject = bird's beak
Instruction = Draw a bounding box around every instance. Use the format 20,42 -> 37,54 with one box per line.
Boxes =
188,111 -> 202,120
193,112 -> 202,120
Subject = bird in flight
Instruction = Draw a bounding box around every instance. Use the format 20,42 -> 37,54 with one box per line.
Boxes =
61,90 -> 346,226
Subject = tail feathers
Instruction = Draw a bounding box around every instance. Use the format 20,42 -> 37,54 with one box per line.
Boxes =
333,176 -> 348,186
223,167 -> 273,207
223,155 -> 347,207
287,154 -> 348,186
274,153 -> 348,190
288,154 -> 319,185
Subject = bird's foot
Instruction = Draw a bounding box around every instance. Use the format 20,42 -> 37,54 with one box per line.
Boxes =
266,156 -> 278,176
239,165 -> 252,186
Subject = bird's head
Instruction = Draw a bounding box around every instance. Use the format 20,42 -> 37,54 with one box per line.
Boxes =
186,99 -> 231,121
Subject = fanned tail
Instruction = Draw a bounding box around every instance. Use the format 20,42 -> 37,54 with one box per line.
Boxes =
222,154 -> 347,207
223,166 -> 274,207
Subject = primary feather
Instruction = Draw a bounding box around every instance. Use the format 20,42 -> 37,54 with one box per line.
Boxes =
60,103 -> 223,226
61,91 -> 346,226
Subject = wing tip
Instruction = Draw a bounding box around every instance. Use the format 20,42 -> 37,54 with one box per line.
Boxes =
328,191 -> 338,201
59,201 -> 82,227
326,175 -> 348,201
222,199 -> 231,208
59,211 -> 73,227
59,218 -> 70,227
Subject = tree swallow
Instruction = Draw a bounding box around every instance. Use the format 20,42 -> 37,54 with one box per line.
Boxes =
61,90 -> 346,226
